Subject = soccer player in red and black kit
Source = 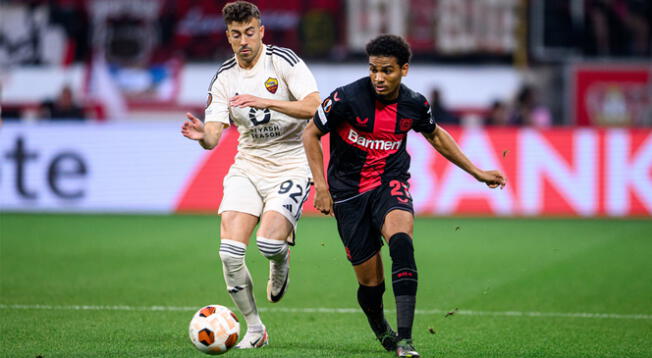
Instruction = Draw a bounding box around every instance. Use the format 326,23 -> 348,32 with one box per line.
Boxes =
302,35 -> 506,357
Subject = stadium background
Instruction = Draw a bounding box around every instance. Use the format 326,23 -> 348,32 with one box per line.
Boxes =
1,1 -> 651,357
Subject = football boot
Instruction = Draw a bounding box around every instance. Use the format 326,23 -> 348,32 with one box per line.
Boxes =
396,339 -> 420,358
266,249 -> 290,303
235,327 -> 269,349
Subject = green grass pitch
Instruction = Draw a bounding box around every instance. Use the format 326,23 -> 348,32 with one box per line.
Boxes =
1,213 -> 651,357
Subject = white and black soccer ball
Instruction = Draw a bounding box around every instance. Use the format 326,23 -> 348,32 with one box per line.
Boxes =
189,305 -> 240,355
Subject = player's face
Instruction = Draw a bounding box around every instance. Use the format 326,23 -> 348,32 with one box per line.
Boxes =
368,56 -> 408,100
226,18 -> 265,66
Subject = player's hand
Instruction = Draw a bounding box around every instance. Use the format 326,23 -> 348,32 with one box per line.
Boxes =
181,113 -> 205,141
476,170 -> 506,189
230,94 -> 269,109
314,187 -> 334,216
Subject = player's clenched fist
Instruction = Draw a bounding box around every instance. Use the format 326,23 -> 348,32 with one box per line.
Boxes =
313,187 -> 334,216
476,170 -> 507,189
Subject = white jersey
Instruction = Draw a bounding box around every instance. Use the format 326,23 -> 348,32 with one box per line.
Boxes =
204,44 -> 318,172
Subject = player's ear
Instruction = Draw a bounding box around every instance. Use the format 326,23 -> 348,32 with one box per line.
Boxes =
401,63 -> 409,77
224,23 -> 231,40
259,24 -> 265,39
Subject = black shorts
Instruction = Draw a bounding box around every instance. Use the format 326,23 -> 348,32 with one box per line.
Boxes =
332,179 -> 414,265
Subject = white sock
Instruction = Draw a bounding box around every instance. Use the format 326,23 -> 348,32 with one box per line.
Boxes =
256,237 -> 288,262
219,239 -> 263,330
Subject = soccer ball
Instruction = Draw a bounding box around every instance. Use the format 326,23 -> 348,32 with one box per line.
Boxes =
189,305 -> 240,355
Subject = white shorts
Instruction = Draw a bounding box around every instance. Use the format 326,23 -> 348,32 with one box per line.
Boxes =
218,162 -> 311,228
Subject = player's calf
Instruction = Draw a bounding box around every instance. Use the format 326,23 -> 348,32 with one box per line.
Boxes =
389,233 -> 418,341
219,239 -> 267,340
219,240 -> 256,309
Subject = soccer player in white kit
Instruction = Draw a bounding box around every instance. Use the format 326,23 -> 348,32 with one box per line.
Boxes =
180,1 -> 320,349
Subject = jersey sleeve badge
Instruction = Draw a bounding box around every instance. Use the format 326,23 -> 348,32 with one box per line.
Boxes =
322,98 -> 333,113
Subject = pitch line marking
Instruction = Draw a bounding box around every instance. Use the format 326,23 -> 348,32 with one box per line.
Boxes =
0,304 -> 650,320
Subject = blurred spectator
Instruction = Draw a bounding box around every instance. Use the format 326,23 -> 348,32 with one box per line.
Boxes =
0,1 -> 49,66
89,0 -> 165,66
171,0 -> 318,62
585,0 -> 651,57
510,85 -> 552,127
39,85 -> 87,120
0,0 -> 88,66
430,88 -> 459,125
625,0 -> 651,56
484,100 -> 510,126
48,0 -> 90,64
172,0 -> 226,61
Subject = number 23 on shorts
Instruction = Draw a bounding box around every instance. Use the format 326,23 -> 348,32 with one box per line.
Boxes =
389,179 -> 412,203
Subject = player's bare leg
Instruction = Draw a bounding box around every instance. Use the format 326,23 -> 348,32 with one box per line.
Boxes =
382,209 -> 419,358
219,211 -> 268,349
257,211 -> 293,303
353,254 -> 399,351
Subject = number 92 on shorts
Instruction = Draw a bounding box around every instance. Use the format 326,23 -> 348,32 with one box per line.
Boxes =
218,165 -> 312,227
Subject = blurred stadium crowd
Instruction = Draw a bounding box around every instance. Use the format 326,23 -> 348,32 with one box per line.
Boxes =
1,0 -> 651,126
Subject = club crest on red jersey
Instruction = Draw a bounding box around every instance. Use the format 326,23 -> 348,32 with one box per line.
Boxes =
399,118 -> 413,131
265,77 -> 278,94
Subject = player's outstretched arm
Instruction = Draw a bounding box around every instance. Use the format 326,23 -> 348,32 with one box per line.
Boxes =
302,121 -> 334,215
230,92 -> 321,119
423,126 -> 506,189
181,112 -> 228,150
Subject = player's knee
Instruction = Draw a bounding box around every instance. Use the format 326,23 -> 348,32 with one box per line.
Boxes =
355,256 -> 385,286
219,239 -> 247,271
357,275 -> 383,287
256,237 -> 288,260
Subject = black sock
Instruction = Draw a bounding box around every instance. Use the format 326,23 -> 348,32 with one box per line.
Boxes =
357,281 -> 386,334
389,233 -> 418,340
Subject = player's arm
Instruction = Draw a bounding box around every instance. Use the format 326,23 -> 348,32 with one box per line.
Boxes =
302,120 -> 333,215
229,91 -> 321,119
423,126 -> 506,188
181,112 -> 228,150
231,54 -> 321,119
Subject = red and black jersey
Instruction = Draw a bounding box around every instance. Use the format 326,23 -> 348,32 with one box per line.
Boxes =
313,77 -> 436,201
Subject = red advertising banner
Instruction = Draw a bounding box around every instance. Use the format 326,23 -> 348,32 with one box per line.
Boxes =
571,63 -> 652,126
174,127 -> 652,217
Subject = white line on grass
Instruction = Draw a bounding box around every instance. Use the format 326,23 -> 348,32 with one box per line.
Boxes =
0,304 -> 650,320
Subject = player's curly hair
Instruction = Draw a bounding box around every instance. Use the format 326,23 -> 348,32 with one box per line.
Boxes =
365,35 -> 412,66
222,1 -> 261,25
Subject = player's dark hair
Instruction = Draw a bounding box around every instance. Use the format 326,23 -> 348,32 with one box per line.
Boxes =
365,35 -> 412,66
222,1 -> 261,25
